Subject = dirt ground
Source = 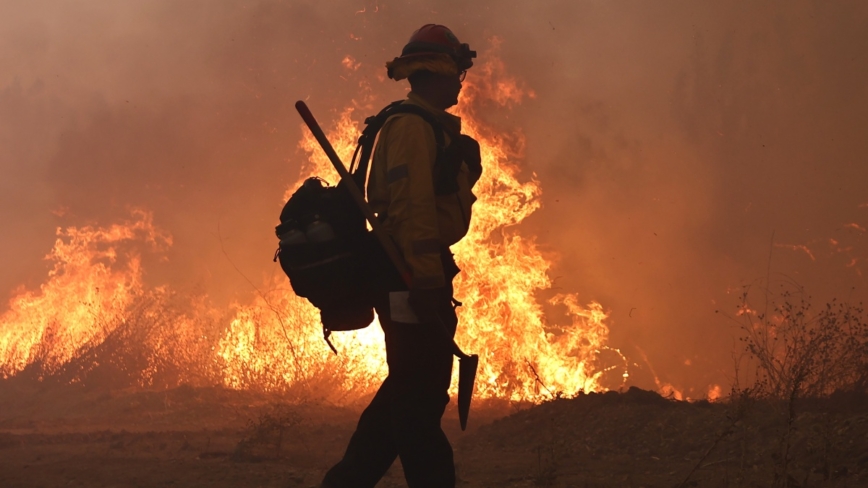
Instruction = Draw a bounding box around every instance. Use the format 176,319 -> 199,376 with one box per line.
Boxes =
1,381 -> 866,487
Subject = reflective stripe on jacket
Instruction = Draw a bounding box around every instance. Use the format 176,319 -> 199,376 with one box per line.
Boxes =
367,92 -> 477,289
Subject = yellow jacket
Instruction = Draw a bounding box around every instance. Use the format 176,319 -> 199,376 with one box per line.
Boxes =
367,93 -> 478,289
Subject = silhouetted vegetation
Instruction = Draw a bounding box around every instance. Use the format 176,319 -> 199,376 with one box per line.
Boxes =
729,285 -> 868,487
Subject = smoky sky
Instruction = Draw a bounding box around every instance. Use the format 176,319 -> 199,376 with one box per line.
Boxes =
1,0 -> 866,395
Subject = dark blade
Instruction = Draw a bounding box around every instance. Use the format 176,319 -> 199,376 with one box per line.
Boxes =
458,354 -> 479,431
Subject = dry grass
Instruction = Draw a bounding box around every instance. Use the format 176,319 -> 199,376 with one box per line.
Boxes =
233,403 -> 303,462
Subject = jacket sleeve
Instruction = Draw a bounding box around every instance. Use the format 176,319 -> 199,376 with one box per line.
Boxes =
380,114 -> 445,289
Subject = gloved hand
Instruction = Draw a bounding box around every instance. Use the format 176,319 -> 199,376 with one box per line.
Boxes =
408,287 -> 448,323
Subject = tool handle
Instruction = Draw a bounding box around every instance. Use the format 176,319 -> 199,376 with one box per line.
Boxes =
295,100 -> 472,361
295,100 -> 413,287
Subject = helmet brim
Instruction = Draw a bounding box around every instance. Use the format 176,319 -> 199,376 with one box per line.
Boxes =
386,53 -> 463,81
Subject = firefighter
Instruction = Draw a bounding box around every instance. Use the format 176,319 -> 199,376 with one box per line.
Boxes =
321,24 -> 481,488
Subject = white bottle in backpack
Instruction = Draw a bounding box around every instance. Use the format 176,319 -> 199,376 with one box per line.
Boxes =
279,228 -> 308,246
305,220 -> 335,242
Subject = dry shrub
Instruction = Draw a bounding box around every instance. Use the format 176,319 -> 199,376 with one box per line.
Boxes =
233,404 -> 302,462
736,287 -> 868,401
732,284 -> 868,486
20,289 -> 221,390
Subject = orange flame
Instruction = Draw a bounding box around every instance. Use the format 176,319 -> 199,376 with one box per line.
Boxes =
0,210 -> 168,379
0,46 -> 618,404
217,45 -> 615,402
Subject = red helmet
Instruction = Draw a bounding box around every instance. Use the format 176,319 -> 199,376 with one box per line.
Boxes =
399,24 -> 476,70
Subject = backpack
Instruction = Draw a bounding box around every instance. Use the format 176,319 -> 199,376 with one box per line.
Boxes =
274,100 -> 480,349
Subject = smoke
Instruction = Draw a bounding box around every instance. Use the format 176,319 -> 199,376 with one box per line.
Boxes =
1,0 -> 866,395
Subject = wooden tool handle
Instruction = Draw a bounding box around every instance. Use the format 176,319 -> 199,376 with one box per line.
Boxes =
295,100 -> 413,287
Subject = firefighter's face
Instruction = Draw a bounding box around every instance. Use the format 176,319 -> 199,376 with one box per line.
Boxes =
434,72 -> 462,109
445,72 -> 463,107
410,70 -> 463,110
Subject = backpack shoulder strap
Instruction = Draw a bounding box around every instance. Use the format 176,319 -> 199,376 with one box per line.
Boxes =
351,101 -> 446,190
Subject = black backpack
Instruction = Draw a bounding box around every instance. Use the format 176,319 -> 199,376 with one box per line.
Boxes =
274,101 -> 480,349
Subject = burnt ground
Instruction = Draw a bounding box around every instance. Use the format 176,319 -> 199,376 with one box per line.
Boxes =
0,381 -> 866,487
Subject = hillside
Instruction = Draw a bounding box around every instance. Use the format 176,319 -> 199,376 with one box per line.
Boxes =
1,382 -> 866,487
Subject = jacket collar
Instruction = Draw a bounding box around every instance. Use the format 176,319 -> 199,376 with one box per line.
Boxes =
406,91 -> 462,135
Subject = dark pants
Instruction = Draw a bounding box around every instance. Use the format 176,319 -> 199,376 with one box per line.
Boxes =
322,287 -> 457,488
